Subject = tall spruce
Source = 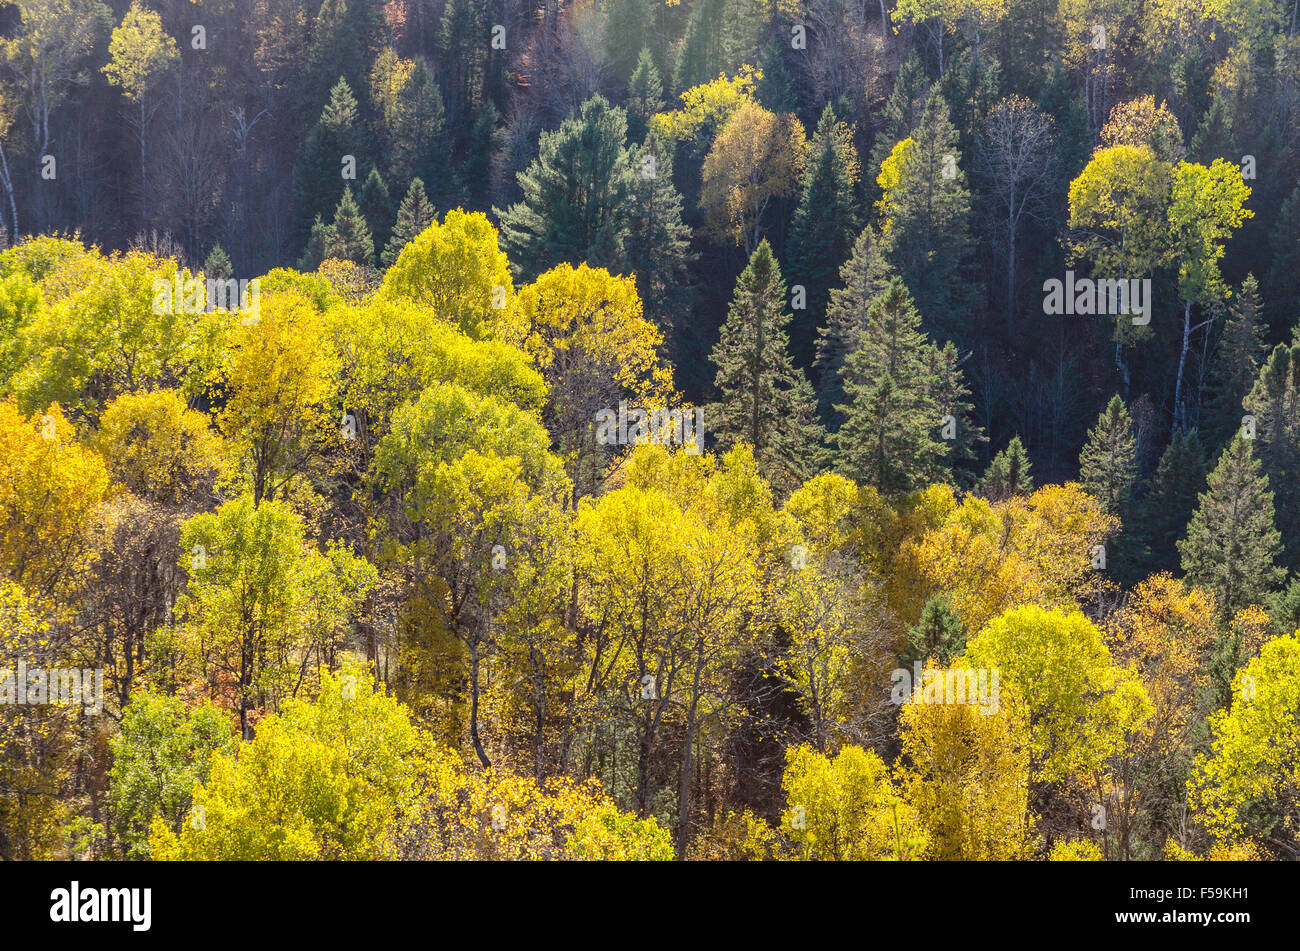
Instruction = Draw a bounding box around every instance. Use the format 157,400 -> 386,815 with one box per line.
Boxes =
1079,395 -> 1139,518
1139,429 -> 1208,574
1243,339 -> 1300,569
979,435 -> 1034,502
358,169 -> 393,257
324,187 -> 374,267
1204,275 -> 1266,447
1179,435 -> 1286,618
709,240 -> 825,493
834,278 -> 948,494
293,78 -> 364,252
626,48 -> 665,143
786,104 -> 862,370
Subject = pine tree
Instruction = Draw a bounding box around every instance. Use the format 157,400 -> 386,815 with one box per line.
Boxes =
867,53 -> 931,202
605,0 -> 652,87
1138,429 -> 1207,574
900,596 -> 966,667
979,435 -> 1034,502
324,187 -> 374,267
626,48 -> 665,144
496,95 -> 637,281
358,169 -> 393,256
1203,275 -> 1266,446
1179,435 -> 1286,618
877,89 -> 976,341
203,244 -> 233,280
382,178 -> 437,268
1243,340 -> 1300,569
754,35 -> 797,114
292,78 -> 364,252
926,339 -> 984,488
1079,395 -> 1138,518
304,0 -> 365,120
389,57 -> 451,203
835,278 -> 947,494
1265,184 -> 1300,337
673,0 -> 724,94
709,240 -> 825,493
786,104 -> 862,370
813,227 -> 896,425
625,136 -> 696,374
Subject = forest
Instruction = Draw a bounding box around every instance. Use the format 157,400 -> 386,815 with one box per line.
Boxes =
0,0 -> 1298,863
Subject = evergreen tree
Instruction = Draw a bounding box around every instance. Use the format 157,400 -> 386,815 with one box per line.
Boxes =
298,214 -> 334,271
709,240 -> 825,493
877,90 -> 977,341
292,78 -> 364,251
605,0 -> 652,87
786,104 -> 862,370
673,0 -> 724,94
626,48 -> 665,143
460,100 -> 500,211
754,35 -> 797,114
324,187 -> 375,267
979,435 -> 1034,502
358,169 -> 393,257
625,137 -> 696,373
1079,395 -> 1138,518
203,244 -> 233,280
438,0 -> 492,134
867,53 -> 931,201
382,178 -> 437,268
813,227 -> 895,424
926,339 -> 984,488
496,95 -> 637,281
304,0 -> 365,120
1138,429 -> 1208,575
1243,340 -> 1300,569
1265,184 -> 1300,337
900,596 -> 966,667
389,58 -> 451,204
1204,275 -> 1266,447
1179,436 -> 1286,618
835,278 -> 947,494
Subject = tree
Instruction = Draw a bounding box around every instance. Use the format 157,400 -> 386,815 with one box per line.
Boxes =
1179,436 -> 1286,618
358,169 -> 393,257
325,187 -> 375,267
1243,341 -> 1300,569
1079,395 -> 1138,517
1099,95 -> 1185,163
1189,632 -> 1300,859
813,227 -> 896,422
293,78 -> 365,252
700,101 -> 806,256
900,595 -> 967,667
834,279 -> 947,495
1138,429 -> 1207,574
626,48 -> 665,143
979,435 -> 1034,501
101,2 -> 179,221
876,91 -> 976,340
382,178 -> 436,268
786,104 -> 862,369
1167,158 -> 1253,431
976,96 -> 1057,330
1265,185 -> 1300,336
1203,275 -> 1266,446
709,240 -> 825,493
304,0 -> 365,118
497,95 -> 637,281
781,744 -> 928,860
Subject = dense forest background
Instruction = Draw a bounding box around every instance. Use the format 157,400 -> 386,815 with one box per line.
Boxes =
0,0 -> 1299,862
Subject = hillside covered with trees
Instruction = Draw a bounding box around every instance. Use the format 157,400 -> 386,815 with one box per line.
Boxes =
1,0 -> 1299,862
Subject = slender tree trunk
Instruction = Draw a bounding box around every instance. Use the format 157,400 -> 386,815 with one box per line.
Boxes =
0,140 -> 16,241
469,636 -> 491,768
1174,298 -> 1192,432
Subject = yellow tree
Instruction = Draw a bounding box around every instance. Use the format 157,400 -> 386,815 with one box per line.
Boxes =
700,101 -> 806,255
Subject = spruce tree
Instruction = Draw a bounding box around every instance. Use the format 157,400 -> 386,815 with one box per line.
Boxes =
303,0 -> 365,121
1079,395 -> 1139,518
926,339 -> 984,488
867,53 -> 931,201
1139,429 -> 1208,574
382,178 -> 437,268
1265,184 -> 1300,337
979,435 -> 1034,502
626,48 -> 665,143
877,89 -> 976,341
673,0 -> 724,94
786,104 -> 862,370
834,278 -> 947,494
1179,435 -> 1286,618
754,36 -> 797,114
298,215 -> 334,271
709,240 -> 825,493
813,227 -> 895,423
292,78 -> 364,251
389,58 -> 451,204
1243,340 -> 1300,569
605,0 -> 652,87
324,187 -> 374,267
1204,275 -> 1266,446
900,596 -> 966,667
496,95 -> 637,281
203,244 -> 233,280
625,136 -> 696,374
460,101 -> 499,211
358,169 -> 393,257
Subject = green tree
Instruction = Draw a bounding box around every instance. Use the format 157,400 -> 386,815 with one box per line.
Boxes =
382,178 -> 437,269
979,435 -> 1034,501
1179,436 -> 1286,618
626,47 -> 665,142
304,0 -> 365,118
497,95 -> 637,281
786,104 -> 862,369
1138,429 -> 1207,574
358,169 -> 393,257
1079,395 -> 1138,517
709,240 -> 825,493
1203,275 -> 1266,446
293,78 -> 365,252
1242,341 -> 1300,569
324,187 -> 375,267
901,595 -> 967,666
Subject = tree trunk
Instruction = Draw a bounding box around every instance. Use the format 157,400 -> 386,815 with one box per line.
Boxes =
1174,299 -> 1192,432
469,637 -> 491,768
